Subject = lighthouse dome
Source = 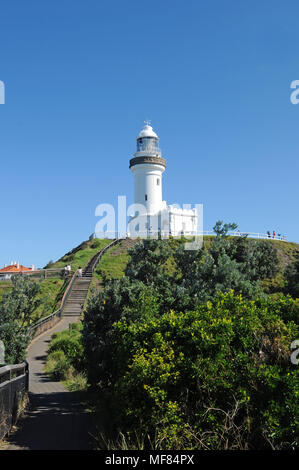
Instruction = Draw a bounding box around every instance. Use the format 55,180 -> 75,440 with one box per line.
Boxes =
137,124 -> 159,140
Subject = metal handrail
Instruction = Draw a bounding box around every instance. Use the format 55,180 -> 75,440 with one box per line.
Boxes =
85,239 -> 119,274
0,362 -> 28,387
90,231 -> 288,242
0,361 -> 29,440
27,270 -> 77,339
0,267 -> 74,281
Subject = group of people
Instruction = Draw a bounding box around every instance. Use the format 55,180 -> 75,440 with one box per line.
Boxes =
267,231 -> 286,240
63,264 -> 71,278
63,264 -> 83,278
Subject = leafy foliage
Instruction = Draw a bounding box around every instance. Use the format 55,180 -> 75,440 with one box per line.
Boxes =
45,323 -> 86,384
84,291 -> 298,449
81,222 -> 297,449
285,254 -> 299,298
0,276 -> 42,364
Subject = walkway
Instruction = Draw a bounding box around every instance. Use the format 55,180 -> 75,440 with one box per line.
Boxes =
4,241 -> 118,450
6,313 -> 92,450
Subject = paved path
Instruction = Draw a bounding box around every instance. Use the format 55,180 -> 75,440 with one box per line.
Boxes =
6,315 -> 93,450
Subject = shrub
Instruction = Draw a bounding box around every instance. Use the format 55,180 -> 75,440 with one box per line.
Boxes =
48,329 -> 84,371
44,350 -> 71,380
0,276 -> 41,363
85,291 -> 298,450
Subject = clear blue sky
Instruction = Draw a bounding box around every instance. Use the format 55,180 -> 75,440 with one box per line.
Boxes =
0,0 -> 298,268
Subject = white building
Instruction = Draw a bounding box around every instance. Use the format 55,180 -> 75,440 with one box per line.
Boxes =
128,123 -> 198,238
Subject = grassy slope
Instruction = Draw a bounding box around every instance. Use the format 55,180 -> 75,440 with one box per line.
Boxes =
1,236 -> 297,321
94,245 -> 130,282
48,238 -> 112,271
93,236 -> 299,293
0,238 -> 113,322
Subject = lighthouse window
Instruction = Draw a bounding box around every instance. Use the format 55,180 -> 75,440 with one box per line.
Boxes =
145,194 -> 148,201
157,179 -> 160,186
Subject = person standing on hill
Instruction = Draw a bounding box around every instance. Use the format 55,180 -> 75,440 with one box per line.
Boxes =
78,267 -> 82,278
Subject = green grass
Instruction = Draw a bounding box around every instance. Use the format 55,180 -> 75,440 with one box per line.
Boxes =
0,282 -> 11,301
33,278 -> 66,320
91,236 -> 299,286
94,245 -> 130,282
44,322 -> 87,392
0,238 -> 112,323
49,238 -> 112,272
0,278 -> 66,322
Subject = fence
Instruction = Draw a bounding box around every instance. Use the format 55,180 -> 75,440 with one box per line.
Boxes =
0,362 -> 29,440
0,242 -> 121,441
91,230 -> 288,242
0,270 -> 77,441
86,239 -> 119,274
27,270 -> 77,340
0,267 -> 72,282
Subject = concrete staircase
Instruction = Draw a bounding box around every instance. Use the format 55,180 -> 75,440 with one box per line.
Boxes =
62,239 -> 119,317
62,277 -> 92,316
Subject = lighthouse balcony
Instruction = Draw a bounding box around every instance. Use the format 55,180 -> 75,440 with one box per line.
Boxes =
130,155 -> 166,169
134,149 -> 162,158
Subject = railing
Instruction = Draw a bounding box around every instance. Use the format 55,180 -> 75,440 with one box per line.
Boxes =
91,231 -> 288,242
27,270 -> 77,340
0,362 -> 29,440
0,267 -> 73,282
85,239 -> 119,274
198,231 -> 287,241
0,242 -> 121,441
134,149 -> 162,157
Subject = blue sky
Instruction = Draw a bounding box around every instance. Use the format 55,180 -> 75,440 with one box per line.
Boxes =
0,0 -> 298,268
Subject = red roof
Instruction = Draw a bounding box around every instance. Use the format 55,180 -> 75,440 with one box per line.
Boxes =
0,264 -> 35,273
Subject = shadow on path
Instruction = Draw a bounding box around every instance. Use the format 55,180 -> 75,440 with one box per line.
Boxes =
6,316 -> 94,450
8,391 -> 92,450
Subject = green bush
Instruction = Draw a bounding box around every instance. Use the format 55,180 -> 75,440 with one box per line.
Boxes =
86,291 -> 299,450
82,227 -> 298,450
47,323 -> 84,371
45,325 -> 87,389
44,350 -> 71,380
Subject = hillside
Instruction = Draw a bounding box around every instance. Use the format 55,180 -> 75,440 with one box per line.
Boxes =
92,236 -> 299,290
1,235 -> 298,320
45,237 -> 112,271
0,238 -> 113,322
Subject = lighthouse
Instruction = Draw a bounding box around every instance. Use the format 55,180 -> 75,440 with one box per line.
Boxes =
129,121 -> 166,215
128,122 -> 198,238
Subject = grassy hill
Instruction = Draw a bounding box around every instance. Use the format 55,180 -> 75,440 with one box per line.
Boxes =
46,237 -> 112,271
93,236 -> 299,291
1,235 -> 298,322
0,237 -> 113,322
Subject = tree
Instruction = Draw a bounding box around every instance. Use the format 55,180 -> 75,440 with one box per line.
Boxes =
285,254 -> 299,298
174,221 -> 279,304
0,275 -> 41,364
91,291 -> 299,449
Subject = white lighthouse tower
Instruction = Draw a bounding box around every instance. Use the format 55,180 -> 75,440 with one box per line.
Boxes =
128,122 -> 198,238
130,121 -> 166,216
